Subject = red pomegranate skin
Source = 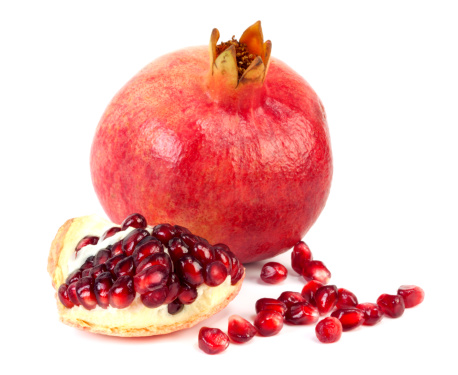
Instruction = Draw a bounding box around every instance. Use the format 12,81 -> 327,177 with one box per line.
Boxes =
90,45 -> 332,263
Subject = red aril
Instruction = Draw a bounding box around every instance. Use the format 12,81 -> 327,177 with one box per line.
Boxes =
336,288 -> 358,309
121,213 -> 147,231
152,224 -> 177,245
177,283 -> 198,305
100,226 -> 121,242
109,275 -> 135,309
278,291 -> 307,308
284,302 -> 319,325
255,298 -> 287,317
66,281 -> 80,306
301,280 -> 323,307
204,261 -> 228,287
301,260 -> 331,284
260,262 -> 288,284
377,293 -> 405,318
198,327 -> 229,355
132,237 -> 163,267
113,256 -> 135,278
93,249 -> 111,266
397,285 -> 425,308
75,276 -> 98,310
291,241 -> 313,274
254,310 -> 284,337
315,317 -> 342,344
90,22 -> 333,263
228,315 -> 257,343
122,228 -> 150,256
94,272 -> 114,309
57,284 -> 74,309
141,287 -> 168,308
356,303 -> 384,326
175,255 -> 204,287
75,236 -> 99,254
133,264 -> 170,294
331,308 -> 365,331
314,285 -> 338,315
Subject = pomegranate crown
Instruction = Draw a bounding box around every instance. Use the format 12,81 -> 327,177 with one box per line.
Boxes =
209,21 -> 272,88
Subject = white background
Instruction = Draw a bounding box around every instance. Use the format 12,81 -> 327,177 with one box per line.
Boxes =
1,1 -> 457,374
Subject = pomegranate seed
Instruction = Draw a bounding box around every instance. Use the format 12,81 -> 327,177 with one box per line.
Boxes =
173,224 -> 191,236
113,256 -> 135,278
82,268 -> 91,278
75,276 -> 98,310
191,242 -> 215,265
136,252 -> 172,274
167,237 -> 190,262
331,308 -> 365,331
356,303 -> 384,326
121,213 -> 147,231
397,285 -> 425,308
109,275 -> 135,308
110,241 -> 124,257
291,241 -> 313,274
175,255 -> 204,287
164,273 -> 181,304
213,246 -> 232,274
178,283 -> 198,305
58,284 -> 74,308
94,272 -> 114,308
254,310 -> 284,337
141,287 -> 168,308
133,264 -> 170,294
301,280 -> 323,307
336,288 -> 359,309
204,261 -> 228,286
122,228 -> 150,256
180,233 -> 200,251
377,294 -> 405,318
89,264 -> 107,279
167,299 -> 184,315
198,327 -> 229,355
278,291 -> 307,308
132,237 -> 163,267
285,302 -> 319,325
66,269 -> 82,284
228,315 -> 257,343
79,256 -> 95,271
93,249 -> 111,266
255,298 -> 287,317
75,236 -> 99,253
105,254 -> 126,274
152,223 -> 176,245
67,281 -> 80,306
315,285 -> 338,315
100,226 -> 121,242
260,262 -> 288,284
230,261 -> 244,285
315,317 -> 342,343
301,260 -> 331,284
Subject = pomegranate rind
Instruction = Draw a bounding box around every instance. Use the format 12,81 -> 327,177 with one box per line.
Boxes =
47,215 -> 244,337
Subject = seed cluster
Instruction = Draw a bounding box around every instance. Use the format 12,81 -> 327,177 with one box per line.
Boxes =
216,36 -> 257,79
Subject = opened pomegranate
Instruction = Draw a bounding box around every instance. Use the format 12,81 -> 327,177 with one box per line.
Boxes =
90,21 -> 332,263
47,213 -> 244,337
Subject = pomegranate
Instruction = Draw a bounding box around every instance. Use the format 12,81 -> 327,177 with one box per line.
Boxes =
90,21 -> 333,263
47,213 -> 244,337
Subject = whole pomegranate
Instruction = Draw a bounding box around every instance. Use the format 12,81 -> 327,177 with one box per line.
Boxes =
90,22 -> 332,263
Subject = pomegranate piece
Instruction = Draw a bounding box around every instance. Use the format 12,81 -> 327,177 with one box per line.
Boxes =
177,283 -> 198,305
93,248 -> 111,266
109,275 -> 135,309
204,261 -> 228,286
254,310 -> 284,337
301,260 -> 331,284
331,308 -> 365,331
94,272 -> 114,309
167,237 -> 190,262
397,285 -> 425,308
175,255 -> 204,287
100,226 -> 121,242
228,315 -> 257,343
291,241 -> 313,274
132,237 -> 163,267
66,269 -> 82,285
113,256 -> 135,278
67,281 -> 80,306
377,293 -> 405,318
278,291 -> 307,308
141,287 -> 168,308
58,284 -> 74,308
301,280 -> 323,307
191,242 -> 215,265
152,223 -> 176,245
122,228 -> 150,256
336,288 -> 359,309
285,302 -> 319,325
260,262 -> 288,284
255,298 -> 287,317
75,276 -> 98,310
315,317 -> 342,343
120,213 -> 147,231
133,264 -> 170,294
136,252 -> 172,274
314,285 -> 338,315
198,327 -> 230,355
167,299 -> 184,315
75,236 -> 99,254
356,303 -> 384,326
